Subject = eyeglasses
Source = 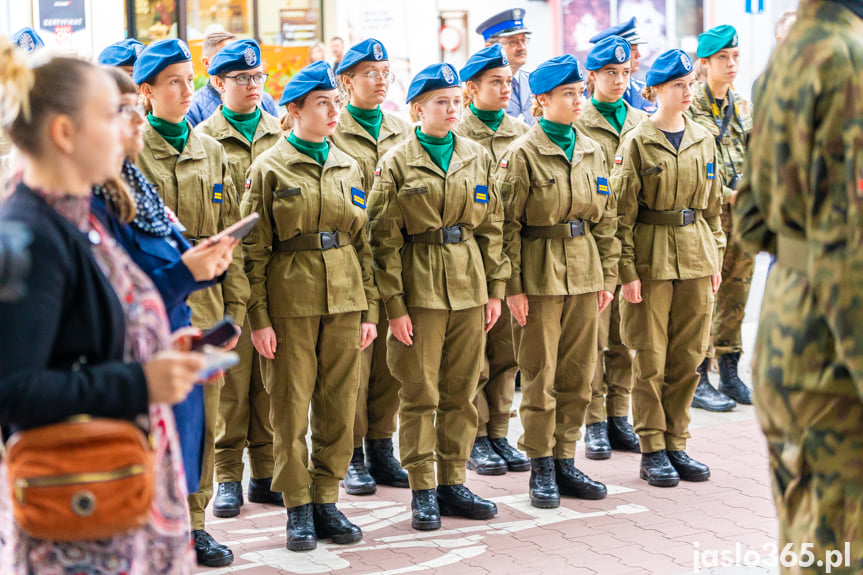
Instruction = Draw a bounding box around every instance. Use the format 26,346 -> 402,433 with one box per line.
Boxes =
119,103 -> 146,120
498,38 -> 530,47
357,70 -> 395,85
223,73 -> 269,86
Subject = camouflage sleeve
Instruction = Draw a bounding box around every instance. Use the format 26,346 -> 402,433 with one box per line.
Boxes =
473,154 -> 510,300
592,152 -> 620,293
351,165 -> 379,325
496,145 -> 529,296
368,157 -> 408,320
704,145 -> 727,263
240,162 -> 274,331
217,148 -> 250,327
611,135 -> 641,284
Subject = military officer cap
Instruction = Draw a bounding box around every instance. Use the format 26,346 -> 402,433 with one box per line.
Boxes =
645,49 -> 694,87
208,39 -> 262,76
405,62 -> 460,104
279,60 -> 338,106
11,27 -> 45,53
476,8 -> 531,42
133,38 -> 192,85
585,36 -> 631,71
459,44 -> 510,83
335,38 -> 388,75
528,55 -> 584,95
696,25 -> 738,58
589,17 -> 643,45
98,38 -> 145,67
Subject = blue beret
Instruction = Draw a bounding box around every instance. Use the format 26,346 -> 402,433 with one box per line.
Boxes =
208,39 -> 261,76
475,8 -> 531,42
528,55 -> 584,95
11,27 -> 44,53
133,39 -> 192,85
279,61 -> 338,106
589,17 -> 643,45
460,44 -> 509,83
645,49 -> 694,87
98,38 -> 145,67
405,63 -> 460,104
335,38 -> 388,75
585,36 -> 631,71
697,25 -> 738,58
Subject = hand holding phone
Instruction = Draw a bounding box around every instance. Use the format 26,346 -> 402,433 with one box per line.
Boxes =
191,317 -> 240,351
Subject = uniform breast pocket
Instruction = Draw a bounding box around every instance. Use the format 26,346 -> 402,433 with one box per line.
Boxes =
396,185 -> 440,233
272,185 -> 306,236
198,177 -> 222,238
690,156 -> 709,208
638,162 -> 665,203
524,177 -> 560,224
579,172 -> 608,222
461,181 -> 493,227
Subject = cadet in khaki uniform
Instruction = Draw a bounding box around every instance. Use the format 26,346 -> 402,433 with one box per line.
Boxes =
134,39 -> 249,567
612,50 -> 725,488
455,44 -> 530,477
368,63 -> 509,531
577,36 -> 646,460
242,61 -> 377,552
736,1 -> 863,568
687,25 -> 754,412
196,39 -> 283,518
496,55 -> 619,510
330,39 -> 411,496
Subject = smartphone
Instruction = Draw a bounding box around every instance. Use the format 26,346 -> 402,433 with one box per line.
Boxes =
190,317 -> 240,351
207,213 -> 260,244
197,347 -> 240,380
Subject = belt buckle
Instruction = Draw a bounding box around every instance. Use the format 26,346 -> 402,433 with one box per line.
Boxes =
569,220 -> 584,237
320,231 -> 337,250
442,226 -> 462,244
681,209 -> 695,226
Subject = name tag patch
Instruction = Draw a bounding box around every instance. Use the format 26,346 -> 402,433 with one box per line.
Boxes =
474,185 -> 489,204
351,187 -> 366,208
212,184 -> 223,203
274,187 -> 301,199
614,155 -> 623,165
707,163 -> 715,180
597,177 -> 610,195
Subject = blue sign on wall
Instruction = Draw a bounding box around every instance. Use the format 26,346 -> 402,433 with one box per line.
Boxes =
745,0 -> 765,14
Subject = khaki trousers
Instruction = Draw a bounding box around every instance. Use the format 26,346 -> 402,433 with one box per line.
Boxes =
475,305 -> 518,438
587,286 -> 633,424
354,313 -> 401,447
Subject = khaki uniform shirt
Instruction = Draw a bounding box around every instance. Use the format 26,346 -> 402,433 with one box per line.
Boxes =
242,138 -> 378,328
138,124 -> 249,327
454,106 -> 529,163
368,132 -> 510,319
613,116 -> 726,284
329,108 -> 412,189
496,123 -> 620,296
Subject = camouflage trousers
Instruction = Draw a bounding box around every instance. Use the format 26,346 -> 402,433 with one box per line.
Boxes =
753,265 -> 863,574
710,205 -> 755,357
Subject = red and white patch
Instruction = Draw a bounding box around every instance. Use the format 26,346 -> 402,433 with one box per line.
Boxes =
245,178 -> 252,189
614,155 -> 623,165
499,159 -> 509,169
375,166 -> 382,177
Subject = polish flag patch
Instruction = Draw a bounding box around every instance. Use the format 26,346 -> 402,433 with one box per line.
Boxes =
375,166 -> 382,177
245,178 -> 252,189
614,155 -> 623,165
499,159 -> 509,169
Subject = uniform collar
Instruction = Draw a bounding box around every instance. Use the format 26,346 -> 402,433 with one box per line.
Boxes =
527,121 -> 596,164
639,115 -> 708,155
143,121 -> 208,161
460,105 -> 524,139
404,130 -> 477,178
580,98 -> 643,135
279,136 -> 355,170
337,107 -> 405,144
205,105 -> 281,146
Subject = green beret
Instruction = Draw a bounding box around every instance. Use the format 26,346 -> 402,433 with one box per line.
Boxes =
697,25 -> 738,58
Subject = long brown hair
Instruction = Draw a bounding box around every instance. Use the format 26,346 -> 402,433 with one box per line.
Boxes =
99,66 -> 139,222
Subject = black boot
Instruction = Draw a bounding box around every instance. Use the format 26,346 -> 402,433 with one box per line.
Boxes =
718,352 -> 752,405
467,436 -> 507,476
607,416 -> 640,452
313,503 -> 363,544
286,504 -> 317,551
554,459 -> 607,499
248,477 -> 283,506
436,484 -> 498,520
584,422 -> 612,460
193,529 -> 234,567
212,481 -> 243,518
489,437 -> 531,471
528,456 -> 560,509
639,450 -> 680,487
411,489 -> 441,531
667,451 -> 711,482
365,438 -> 409,488
692,358 -> 736,412
342,446 -> 376,495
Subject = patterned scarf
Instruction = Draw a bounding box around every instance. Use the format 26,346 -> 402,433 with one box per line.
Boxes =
93,159 -> 173,237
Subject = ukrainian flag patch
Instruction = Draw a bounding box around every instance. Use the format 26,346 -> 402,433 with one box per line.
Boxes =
351,187 -> 366,208
597,177 -> 610,195
707,163 -> 715,180
474,185 -> 489,204
212,184 -> 223,203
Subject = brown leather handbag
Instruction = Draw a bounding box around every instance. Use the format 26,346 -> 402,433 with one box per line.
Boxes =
4,416 -> 154,541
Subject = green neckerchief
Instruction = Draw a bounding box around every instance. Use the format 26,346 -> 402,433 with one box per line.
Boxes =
415,127 -> 455,173
591,97 -> 627,134
347,103 -> 383,140
539,117 -> 576,162
287,131 -> 329,165
222,106 -> 261,144
148,113 -> 189,153
470,102 -> 505,132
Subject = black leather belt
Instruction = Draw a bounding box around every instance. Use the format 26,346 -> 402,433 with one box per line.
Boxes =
521,220 -> 586,238
274,231 -> 350,252
406,225 -> 474,244
637,208 -> 700,226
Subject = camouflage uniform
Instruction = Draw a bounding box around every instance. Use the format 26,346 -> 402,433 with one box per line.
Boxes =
687,82 -> 753,358
733,1 -> 863,571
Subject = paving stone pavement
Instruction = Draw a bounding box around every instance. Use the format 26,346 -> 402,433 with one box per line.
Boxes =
196,256 -> 781,575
